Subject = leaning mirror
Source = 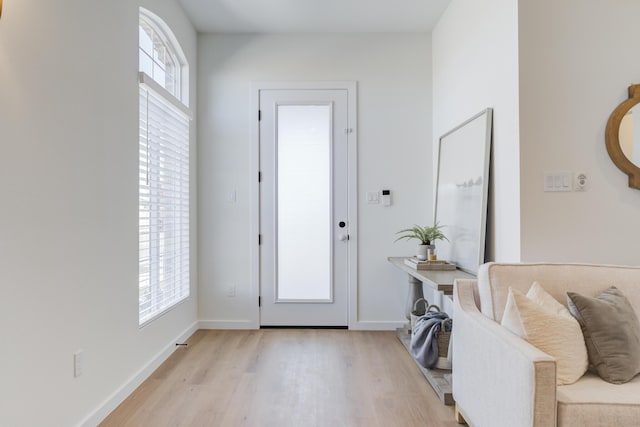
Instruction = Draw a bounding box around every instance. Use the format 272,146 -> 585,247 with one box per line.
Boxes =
606,84 -> 640,189
434,109 -> 492,275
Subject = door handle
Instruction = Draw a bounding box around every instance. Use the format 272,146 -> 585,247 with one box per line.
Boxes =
338,234 -> 348,242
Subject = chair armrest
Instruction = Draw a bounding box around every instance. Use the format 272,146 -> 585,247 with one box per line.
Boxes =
453,279 -> 557,427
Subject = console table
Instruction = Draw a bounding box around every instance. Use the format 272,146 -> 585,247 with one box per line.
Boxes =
387,256 -> 475,319
388,256 -> 476,406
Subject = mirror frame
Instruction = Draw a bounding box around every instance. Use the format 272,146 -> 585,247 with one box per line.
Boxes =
606,84 -> 640,189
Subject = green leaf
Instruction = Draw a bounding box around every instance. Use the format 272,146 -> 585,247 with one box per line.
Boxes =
393,222 -> 449,245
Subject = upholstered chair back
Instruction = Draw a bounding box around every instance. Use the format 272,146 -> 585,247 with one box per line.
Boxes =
476,263 -> 640,323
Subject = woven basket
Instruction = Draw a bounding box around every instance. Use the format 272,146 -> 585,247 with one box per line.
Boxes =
410,299 -> 441,333
437,318 -> 453,358
410,298 -> 428,332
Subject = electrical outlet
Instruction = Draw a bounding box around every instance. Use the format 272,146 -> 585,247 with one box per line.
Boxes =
575,172 -> 588,191
226,285 -> 236,297
74,350 -> 84,378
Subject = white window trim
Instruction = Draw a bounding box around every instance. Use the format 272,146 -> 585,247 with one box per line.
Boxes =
139,7 -> 189,106
138,10 -> 192,327
138,72 -> 192,119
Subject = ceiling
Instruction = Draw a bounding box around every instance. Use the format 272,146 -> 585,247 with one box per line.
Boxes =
178,0 -> 451,33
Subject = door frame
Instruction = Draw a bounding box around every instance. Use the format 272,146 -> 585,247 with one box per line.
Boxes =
250,81 -> 358,329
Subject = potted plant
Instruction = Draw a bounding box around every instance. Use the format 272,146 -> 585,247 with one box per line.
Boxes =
395,222 -> 449,260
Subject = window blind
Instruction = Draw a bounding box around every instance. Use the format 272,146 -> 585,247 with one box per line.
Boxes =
139,73 -> 190,325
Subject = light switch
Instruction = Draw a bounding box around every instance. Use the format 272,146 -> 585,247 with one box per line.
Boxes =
545,175 -> 554,189
367,191 -> 380,204
544,171 -> 572,192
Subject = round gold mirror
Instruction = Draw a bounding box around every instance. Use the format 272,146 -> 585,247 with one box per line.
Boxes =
606,84 -> 640,189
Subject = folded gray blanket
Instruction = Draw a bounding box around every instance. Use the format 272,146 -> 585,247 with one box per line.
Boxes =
410,311 -> 451,368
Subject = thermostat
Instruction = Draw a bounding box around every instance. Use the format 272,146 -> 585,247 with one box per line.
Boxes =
382,189 -> 391,206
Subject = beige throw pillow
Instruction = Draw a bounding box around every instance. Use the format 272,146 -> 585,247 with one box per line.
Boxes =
501,282 -> 588,385
567,287 -> 640,384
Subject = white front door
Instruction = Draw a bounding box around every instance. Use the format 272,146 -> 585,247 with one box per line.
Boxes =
259,88 -> 350,326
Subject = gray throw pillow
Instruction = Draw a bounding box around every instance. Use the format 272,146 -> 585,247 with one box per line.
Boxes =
567,287 -> 640,384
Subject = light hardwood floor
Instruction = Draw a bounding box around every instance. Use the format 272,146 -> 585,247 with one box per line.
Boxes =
101,329 -> 458,427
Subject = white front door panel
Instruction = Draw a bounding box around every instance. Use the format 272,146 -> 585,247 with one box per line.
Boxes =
259,89 -> 349,326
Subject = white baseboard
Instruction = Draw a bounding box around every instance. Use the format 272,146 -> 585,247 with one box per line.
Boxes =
350,320 -> 408,331
79,321 -> 199,427
198,319 -> 257,330
199,319 -> 404,331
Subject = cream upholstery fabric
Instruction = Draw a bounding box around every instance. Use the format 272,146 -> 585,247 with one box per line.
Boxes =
557,373 -> 640,427
453,280 -> 556,427
454,263 -> 640,427
477,263 -> 640,323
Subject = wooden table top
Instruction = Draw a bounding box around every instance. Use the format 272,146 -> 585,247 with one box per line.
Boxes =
387,256 -> 476,295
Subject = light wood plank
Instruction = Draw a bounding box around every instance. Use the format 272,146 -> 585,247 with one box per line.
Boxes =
101,330 -> 458,427
455,403 -> 468,425
395,328 -> 454,406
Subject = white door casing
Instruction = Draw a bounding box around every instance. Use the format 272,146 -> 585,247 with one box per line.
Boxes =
251,83 -> 357,327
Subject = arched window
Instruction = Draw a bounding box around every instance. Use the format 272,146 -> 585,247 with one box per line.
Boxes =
138,9 -> 191,325
139,10 -> 183,99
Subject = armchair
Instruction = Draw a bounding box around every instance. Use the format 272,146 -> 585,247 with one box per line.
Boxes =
452,262 -> 640,427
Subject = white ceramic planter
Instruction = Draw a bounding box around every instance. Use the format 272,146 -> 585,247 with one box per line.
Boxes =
416,244 -> 434,260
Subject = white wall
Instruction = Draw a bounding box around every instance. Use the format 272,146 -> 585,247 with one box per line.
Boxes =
518,0 -> 640,264
434,0 -> 640,266
432,0 -> 521,264
198,33 -> 432,328
0,0 -> 197,425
